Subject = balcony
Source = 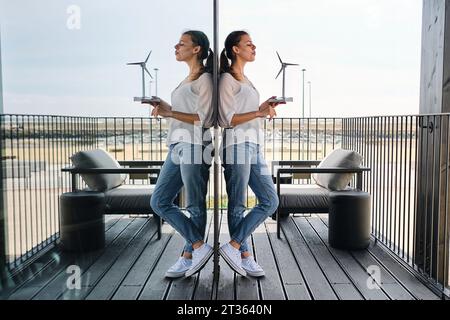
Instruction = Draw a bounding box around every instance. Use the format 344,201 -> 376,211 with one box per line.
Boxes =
0,214 -> 439,300
0,114 -> 448,300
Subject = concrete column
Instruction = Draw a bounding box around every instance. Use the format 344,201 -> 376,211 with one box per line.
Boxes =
416,0 -> 450,287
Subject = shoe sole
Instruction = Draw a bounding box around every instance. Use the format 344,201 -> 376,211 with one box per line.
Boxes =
219,247 -> 247,277
165,271 -> 187,278
185,247 -> 213,278
244,270 -> 265,277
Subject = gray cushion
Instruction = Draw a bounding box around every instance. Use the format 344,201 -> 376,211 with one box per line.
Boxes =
104,185 -> 155,214
312,149 -> 363,191
279,184 -> 330,211
70,148 -> 126,192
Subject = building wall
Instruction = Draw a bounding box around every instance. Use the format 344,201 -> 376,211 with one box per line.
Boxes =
415,0 -> 450,282
419,0 -> 450,114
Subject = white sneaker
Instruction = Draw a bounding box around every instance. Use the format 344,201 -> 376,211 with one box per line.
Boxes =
219,243 -> 247,277
185,243 -> 213,277
242,256 -> 265,277
165,257 -> 192,278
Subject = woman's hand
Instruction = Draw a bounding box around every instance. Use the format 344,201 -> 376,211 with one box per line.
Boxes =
256,106 -> 277,121
259,96 -> 285,112
142,96 -> 172,110
151,106 -> 173,118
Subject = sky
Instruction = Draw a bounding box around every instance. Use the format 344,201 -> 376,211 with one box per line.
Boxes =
0,0 -> 423,118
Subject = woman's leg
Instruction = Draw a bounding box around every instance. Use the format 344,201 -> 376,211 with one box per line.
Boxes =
181,143 -> 210,255
229,145 -> 279,247
222,143 -> 251,254
150,144 -> 204,247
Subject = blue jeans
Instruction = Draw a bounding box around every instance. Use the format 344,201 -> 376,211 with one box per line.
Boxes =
221,142 -> 279,253
150,142 -> 211,253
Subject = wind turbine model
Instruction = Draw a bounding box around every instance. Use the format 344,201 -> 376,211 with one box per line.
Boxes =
127,50 -> 160,104
270,51 -> 299,103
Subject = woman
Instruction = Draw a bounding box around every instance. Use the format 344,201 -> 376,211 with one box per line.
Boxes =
149,30 -> 214,278
218,31 -> 282,277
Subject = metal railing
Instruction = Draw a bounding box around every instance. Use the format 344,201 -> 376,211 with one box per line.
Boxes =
343,114 -> 450,298
0,113 -> 448,298
0,115 -> 98,272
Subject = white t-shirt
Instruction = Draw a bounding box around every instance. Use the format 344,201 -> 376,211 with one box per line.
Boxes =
218,72 -> 264,147
168,72 -> 213,146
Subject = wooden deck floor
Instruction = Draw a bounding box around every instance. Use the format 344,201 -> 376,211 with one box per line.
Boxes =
1,213 -> 440,300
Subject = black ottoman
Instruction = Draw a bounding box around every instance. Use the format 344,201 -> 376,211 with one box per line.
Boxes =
329,191 -> 371,250
60,191 -> 105,252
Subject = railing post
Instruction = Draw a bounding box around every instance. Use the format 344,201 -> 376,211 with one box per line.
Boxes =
356,172 -> 363,190
0,31 -> 7,286
0,115 -> 7,287
212,0 -> 220,299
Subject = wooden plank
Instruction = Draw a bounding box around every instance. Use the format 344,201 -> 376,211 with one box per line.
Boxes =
319,216 -> 418,300
281,217 -> 338,300
293,217 -> 363,300
7,216 -> 124,300
85,220 -> 158,300
138,233 -> 185,300
58,218 -> 147,300
252,221 -> 285,300
19,218 -> 134,300
104,215 -> 124,224
234,222 -> 258,300
104,216 -> 127,230
265,221 -> 311,300
216,214 -> 235,300
367,242 -> 440,300
307,216 -> 389,300
5,252 -> 72,300
351,249 -> 414,300
32,218 -> 134,300
166,215 -> 214,300
235,269 -> 259,300
112,223 -> 174,300
193,214 -> 215,300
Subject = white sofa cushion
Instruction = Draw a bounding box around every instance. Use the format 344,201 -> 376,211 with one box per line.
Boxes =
312,149 -> 363,191
70,148 -> 127,192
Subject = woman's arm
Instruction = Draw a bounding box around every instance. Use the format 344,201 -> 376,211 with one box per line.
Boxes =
151,107 -> 200,124
230,111 -> 263,126
219,74 -> 282,127
230,97 -> 281,126
170,111 -> 200,124
147,97 -> 200,124
151,74 -> 212,125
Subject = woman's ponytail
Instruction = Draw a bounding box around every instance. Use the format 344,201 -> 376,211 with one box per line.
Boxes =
204,48 -> 214,74
219,49 -> 231,74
